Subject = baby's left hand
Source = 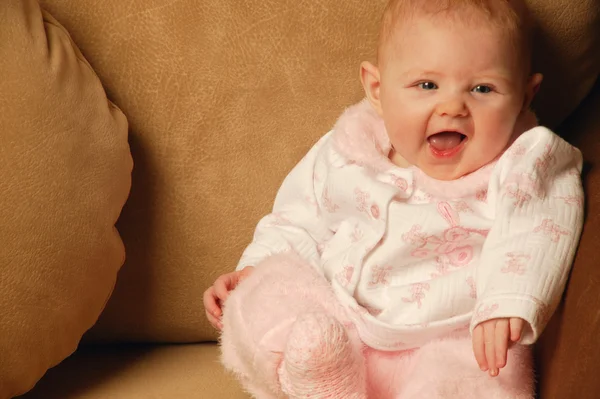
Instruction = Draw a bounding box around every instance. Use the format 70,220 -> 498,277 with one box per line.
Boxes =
472,317 -> 524,377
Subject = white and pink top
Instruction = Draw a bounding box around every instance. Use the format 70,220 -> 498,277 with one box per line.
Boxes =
237,100 -> 584,351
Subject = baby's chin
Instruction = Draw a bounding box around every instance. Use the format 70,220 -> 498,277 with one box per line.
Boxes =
418,163 -> 482,181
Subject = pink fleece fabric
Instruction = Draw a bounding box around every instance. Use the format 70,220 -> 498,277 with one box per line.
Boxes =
220,253 -> 534,399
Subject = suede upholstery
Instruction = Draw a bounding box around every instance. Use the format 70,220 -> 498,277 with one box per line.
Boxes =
35,0 -> 600,346
535,79 -> 600,399
0,1 -> 131,397
2,0 -> 600,397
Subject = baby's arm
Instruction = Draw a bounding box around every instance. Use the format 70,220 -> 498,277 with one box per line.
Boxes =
472,127 -> 584,343
236,133 -> 334,272
205,134 -> 333,329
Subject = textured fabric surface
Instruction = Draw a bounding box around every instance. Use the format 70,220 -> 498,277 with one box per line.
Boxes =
19,344 -> 250,399
38,0 -> 383,344
0,1 -> 132,397
37,0 -> 600,346
535,80 -> 600,399
221,253 -> 355,398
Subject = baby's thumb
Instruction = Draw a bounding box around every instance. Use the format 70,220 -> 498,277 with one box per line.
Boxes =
238,266 -> 255,282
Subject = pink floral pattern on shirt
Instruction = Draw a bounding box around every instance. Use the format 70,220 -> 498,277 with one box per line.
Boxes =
556,195 -> 583,207
350,226 -> 364,243
336,265 -> 355,287
410,190 -> 434,204
368,265 -> 393,288
401,283 -> 430,309
472,303 -> 499,325
322,186 -> 339,213
430,256 -> 452,278
475,188 -> 488,202
502,253 -> 530,275
355,188 -> 381,220
355,188 -> 370,213
504,173 -> 543,207
506,186 -> 533,208
455,201 -> 473,213
534,219 -> 570,242
508,143 -> 527,158
535,144 -> 556,176
466,276 -> 477,299
391,174 -> 410,192
402,202 -> 488,273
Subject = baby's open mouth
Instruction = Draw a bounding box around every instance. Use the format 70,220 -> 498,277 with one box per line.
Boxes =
428,131 -> 467,152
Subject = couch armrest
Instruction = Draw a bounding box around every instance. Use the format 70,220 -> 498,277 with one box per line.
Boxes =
536,78 -> 600,398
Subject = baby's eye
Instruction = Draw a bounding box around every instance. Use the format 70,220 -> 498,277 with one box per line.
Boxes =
418,82 -> 438,90
472,85 -> 493,94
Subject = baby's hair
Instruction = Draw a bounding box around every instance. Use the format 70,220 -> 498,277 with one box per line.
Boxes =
378,0 -> 534,73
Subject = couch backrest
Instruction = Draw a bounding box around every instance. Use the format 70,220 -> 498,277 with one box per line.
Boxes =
37,0 -> 600,345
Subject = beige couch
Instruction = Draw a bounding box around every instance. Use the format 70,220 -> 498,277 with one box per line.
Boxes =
1,0 -> 599,398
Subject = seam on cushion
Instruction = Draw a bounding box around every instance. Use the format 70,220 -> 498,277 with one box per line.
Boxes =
97,229 -> 126,313
41,13 -> 124,114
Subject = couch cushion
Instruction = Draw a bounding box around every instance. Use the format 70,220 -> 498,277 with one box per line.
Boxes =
36,0 -> 600,344
19,344 -> 249,399
0,1 -> 131,397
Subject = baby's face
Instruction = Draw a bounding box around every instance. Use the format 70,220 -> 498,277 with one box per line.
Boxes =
364,16 -> 541,180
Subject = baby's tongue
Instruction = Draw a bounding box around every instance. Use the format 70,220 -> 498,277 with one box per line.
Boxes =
428,132 -> 463,151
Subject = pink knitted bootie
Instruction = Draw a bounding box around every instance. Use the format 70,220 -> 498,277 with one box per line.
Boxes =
278,312 -> 367,399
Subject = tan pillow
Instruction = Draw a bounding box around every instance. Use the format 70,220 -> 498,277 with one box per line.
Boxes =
37,0 -> 600,344
0,1 -> 132,397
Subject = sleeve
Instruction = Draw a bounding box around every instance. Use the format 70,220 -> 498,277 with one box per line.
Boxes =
470,127 -> 584,344
235,132 -> 334,272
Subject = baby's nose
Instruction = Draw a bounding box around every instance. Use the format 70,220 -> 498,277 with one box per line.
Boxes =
436,97 -> 468,118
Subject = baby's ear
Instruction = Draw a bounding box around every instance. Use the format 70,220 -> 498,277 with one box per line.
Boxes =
360,61 -> 383,116
523,73 -> 543,111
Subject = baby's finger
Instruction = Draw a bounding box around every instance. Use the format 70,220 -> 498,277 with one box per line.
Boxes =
495,319 -> 509,368
214,275 -> 232,302
472,325 -> 488,371
239,265 -> 255,281
203,287 -> 221,317
484,321 -> 498,377
510,318 -> 524,342
205,309 -> 223,330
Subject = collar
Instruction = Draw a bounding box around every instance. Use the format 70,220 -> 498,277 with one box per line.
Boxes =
330,99 -> 494,199
331,99 -> 394,173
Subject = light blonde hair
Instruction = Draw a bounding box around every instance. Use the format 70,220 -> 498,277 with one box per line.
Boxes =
378,0 -> 534,73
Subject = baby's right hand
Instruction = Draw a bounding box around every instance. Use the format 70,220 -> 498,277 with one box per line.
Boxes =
203,266 -> 255,330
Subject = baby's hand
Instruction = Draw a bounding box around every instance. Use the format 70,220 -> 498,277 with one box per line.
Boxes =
472,317 -> 524,377
203,266 -> 255,330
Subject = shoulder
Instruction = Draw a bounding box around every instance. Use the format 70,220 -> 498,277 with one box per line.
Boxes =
510,127 -> 580,155
499,127 -> 582,173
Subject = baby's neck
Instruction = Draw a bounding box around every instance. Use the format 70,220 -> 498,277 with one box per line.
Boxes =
388,148 -> 411,168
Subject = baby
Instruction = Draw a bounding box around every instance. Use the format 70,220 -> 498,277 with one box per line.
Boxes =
204,0 -> 584,398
